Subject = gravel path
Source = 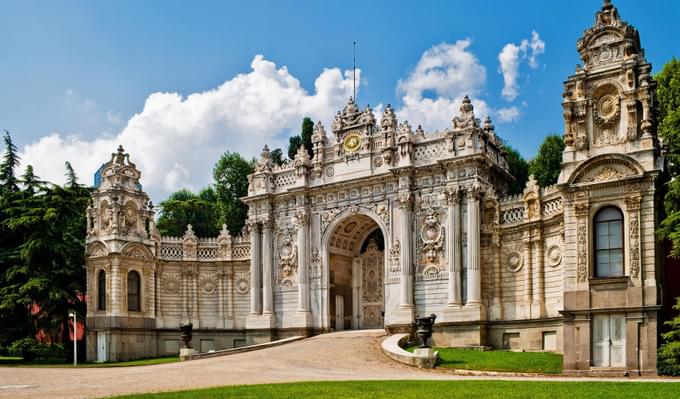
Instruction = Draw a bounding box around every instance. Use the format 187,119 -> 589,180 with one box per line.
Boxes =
0,330 -> 676,399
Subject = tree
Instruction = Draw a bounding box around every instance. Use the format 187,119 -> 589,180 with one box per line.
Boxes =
0,162 -> 91,345
528,134 -> 565,187
657,58 -> 680,257
300,117 -> 314,157
287,135 -> 303,160
213,152 -> 254,236
659,297 -> 680,375
286,117 -> 314,160
156,188 -> 219,237
0,130 -> 20,194
504,144 -> 529,195
656,58 -> 680,375
270,148 -> 284,166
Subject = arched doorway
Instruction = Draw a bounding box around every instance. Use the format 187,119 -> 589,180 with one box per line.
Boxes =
326,214 -> 385,330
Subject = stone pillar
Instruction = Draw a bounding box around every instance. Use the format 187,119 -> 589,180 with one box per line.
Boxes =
447,187 -> 462,306
295,211 -> 310,313
398,193 -> 414,308
192,266 -> 199,322
249,223 -> 262,315
534,230 -> 545,318
523,233 -> 533,311
217,266 -> 225,327
466,189 -> 481,305
110,257 -> 121,316
181,265 -> 188,319
262,222 -> 274,314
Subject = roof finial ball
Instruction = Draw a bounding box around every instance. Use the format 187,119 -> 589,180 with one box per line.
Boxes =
603,0 -> 613,11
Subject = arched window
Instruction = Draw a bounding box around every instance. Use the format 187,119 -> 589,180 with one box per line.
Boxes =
594,207 -> 624,277
97,270 -> 106,311
127,271 -> 141,312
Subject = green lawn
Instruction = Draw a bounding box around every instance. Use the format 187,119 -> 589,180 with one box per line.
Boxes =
109,380 -> 680,399
0,355 -> 179,368
406,347 -> 563,374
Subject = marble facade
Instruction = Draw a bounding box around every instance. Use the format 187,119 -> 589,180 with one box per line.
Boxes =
86,1 -> 664,375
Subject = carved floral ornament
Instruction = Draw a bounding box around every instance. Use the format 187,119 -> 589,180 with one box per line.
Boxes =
235,271 -> 250,294
162,273 -> 181,294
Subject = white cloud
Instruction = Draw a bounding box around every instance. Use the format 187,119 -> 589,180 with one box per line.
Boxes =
106,110 -> 123,125
396,39 -> 491,131
496,106 -> 521,123
498,31 -> 545,101
20,55 -> 358,200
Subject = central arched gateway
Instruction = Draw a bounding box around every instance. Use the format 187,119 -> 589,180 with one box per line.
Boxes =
322,210 -> 389,330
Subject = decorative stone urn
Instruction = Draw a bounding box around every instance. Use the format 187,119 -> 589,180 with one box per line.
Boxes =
414,314 -> 437,348
179,323 -> 193,349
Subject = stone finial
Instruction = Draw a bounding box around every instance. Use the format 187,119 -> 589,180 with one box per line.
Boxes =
452,95 -> 478,130
184,224 -> 196,238
380,104 -> 397,133
255,144 -> 273,173
312,121 -> 327,143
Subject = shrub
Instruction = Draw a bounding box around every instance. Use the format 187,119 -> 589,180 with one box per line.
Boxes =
8,338 -> 67,361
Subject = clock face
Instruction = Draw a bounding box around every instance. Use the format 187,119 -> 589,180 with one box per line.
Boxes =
343,132 -> 362,153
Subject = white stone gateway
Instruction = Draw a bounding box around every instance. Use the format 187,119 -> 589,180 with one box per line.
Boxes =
86,1 -> 664,376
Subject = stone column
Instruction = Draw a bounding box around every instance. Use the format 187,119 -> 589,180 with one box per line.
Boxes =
447,188 -> 462,306
523,234 -> 533,308
295,210 -> 310,313
192,266 -> 199,321
534,230 -> 545,318
466,189 -> 481,305
249,223 -> 262,315
217,266 -> 225,326
262,222 -> 274,314
181,265 -> 188,319
110,257 -> 121,316
398,193 -> 414,308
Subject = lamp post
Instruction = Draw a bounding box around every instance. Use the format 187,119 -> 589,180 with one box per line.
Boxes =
69,311 -> 77,366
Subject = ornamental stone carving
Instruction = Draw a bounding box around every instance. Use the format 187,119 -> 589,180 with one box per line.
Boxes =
162,273 -> 181,294
389,240 -> 401,273
547,245 -> 562,267
420,211 -> 443,264
199,273 -> 218,294
310,248 -> 321,280
278,230 -> 298,283
507,251 -> 523,272
235,271 -> 250,294
577,223 -> 588,282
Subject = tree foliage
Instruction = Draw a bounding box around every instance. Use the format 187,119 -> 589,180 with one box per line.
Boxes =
504,144 -> 529,195
659,297 -> 680,375
656,58 -> 680,258
286,117 -> 314,160
270,148 -> 284,166
528,134 -> 565,187
0,132 -> 91,349
156,187 -> 219,237
213,152 -> 254,236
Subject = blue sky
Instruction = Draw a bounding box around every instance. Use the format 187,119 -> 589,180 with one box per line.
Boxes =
1,0 -> 678,201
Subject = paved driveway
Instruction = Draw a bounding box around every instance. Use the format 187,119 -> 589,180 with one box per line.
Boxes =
0,330 -> 674,399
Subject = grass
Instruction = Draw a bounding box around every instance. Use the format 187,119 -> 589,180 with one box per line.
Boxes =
406,347 -> 563,374
0,355 -> 179,368
108,380 -> 680,399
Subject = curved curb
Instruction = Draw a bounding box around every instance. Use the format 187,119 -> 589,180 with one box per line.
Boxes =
381,333 -> 438,369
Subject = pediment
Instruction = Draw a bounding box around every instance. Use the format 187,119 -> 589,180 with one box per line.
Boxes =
87,242 -> 108,258
569,155 -> 643,186
121,243 -> 153,260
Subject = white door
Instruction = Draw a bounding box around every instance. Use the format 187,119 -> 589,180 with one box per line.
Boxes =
335,295 -> 345,331
97,332 -> 107,363
592,314 -> 625,367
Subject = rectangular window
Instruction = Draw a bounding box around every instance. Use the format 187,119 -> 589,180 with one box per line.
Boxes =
592,314 -> 626,367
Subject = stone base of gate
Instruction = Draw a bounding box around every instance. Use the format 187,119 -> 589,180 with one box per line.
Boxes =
440,303 -> 486,323
288,311 -> 313,328
391,305 -> 415,326
430,323 -> 488,348
246,313 -> 276,330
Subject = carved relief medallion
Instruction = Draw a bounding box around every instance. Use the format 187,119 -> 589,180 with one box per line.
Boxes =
507,251 -> 523,272
547,245 -> 562,267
